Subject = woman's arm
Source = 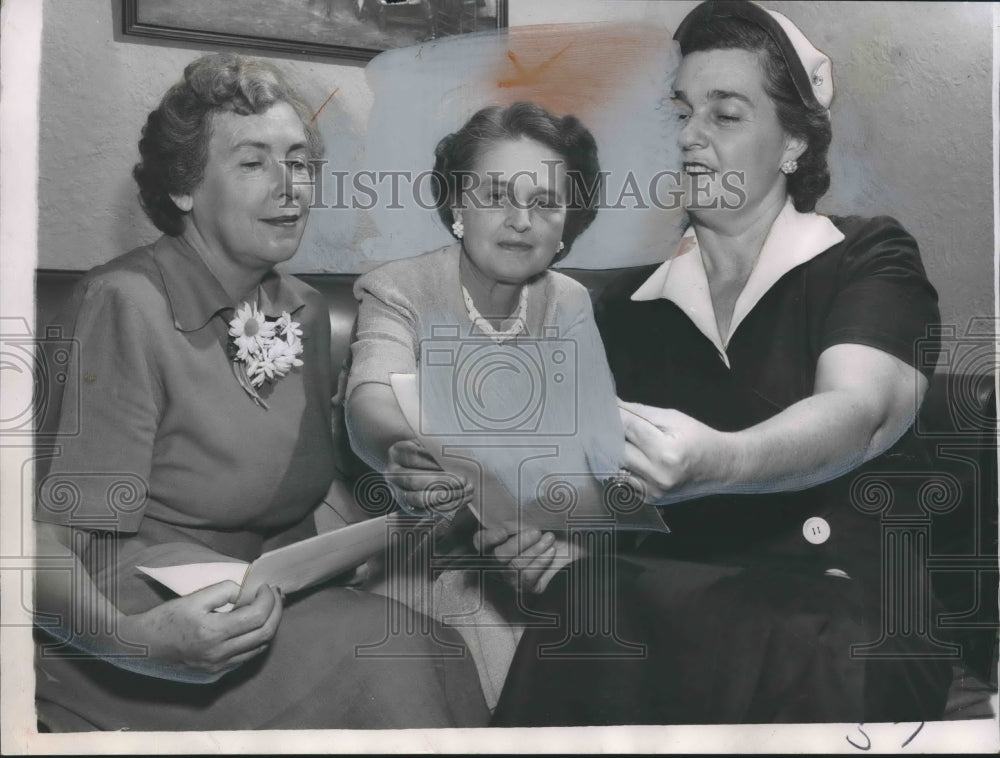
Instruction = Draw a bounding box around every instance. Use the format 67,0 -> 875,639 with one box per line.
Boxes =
620,343 -> 927,503
621,218 -> 938,503
344,269 -> 422,472
347,383 -> 418,471
347,388 -> 471,513
35,521 -> 282,683
35,277 -> 282,681
345,268 -> 471,512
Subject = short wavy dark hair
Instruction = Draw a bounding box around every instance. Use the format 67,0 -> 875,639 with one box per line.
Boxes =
133,53 -> 324,236
432,102 -> 602,261
677,16 -> 832,212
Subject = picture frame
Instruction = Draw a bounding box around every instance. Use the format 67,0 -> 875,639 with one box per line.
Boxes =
121,0 -> 508,63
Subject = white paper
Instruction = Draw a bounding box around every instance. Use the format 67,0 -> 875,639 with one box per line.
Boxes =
390,372 -> 668,533
136,562 -> 249,613
236,514 -> 388,604
136,562 -> 249,597
137,516 -> 390,612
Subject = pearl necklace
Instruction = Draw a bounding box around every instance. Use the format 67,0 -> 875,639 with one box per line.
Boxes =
461,284 -> 528,343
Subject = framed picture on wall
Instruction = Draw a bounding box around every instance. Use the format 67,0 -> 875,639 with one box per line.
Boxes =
121,0 -> 508,63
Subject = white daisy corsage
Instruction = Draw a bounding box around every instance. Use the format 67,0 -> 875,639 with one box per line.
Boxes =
227,302 -> 304,409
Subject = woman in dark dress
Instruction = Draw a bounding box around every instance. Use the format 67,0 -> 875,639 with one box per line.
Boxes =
480,1 -> 954,725
33,53 -> 488,731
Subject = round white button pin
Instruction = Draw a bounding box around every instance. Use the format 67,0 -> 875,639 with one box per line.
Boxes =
803,517 -> 831,545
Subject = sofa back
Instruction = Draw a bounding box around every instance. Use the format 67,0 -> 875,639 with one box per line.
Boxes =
35,269 -> 623,391
33,268 -> 995,440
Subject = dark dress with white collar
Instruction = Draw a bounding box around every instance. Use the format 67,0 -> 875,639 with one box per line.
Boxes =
491,212 -> 954,725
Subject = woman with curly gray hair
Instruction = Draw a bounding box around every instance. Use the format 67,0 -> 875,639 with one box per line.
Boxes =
33,53 -> 488,731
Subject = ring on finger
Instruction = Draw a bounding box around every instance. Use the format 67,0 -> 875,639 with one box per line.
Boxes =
605,468 -> 633,492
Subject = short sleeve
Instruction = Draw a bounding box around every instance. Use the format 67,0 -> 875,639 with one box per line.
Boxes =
35,278 -> 162,533
553,279 -> 625,476
820,217 -> 940,378
345,268 -> 420,399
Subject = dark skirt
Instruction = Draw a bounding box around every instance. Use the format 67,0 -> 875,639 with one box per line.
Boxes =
36,585 -> 489,731
491,544 -> 953,726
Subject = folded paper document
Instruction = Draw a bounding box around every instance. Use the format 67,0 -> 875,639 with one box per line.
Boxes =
389,372 -> 668,533
138,515 -> 389,612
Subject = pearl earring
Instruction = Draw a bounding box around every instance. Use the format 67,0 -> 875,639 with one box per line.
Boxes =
452,219 -> 464,239
558,241 -> 565,253
780,159 -> 799,175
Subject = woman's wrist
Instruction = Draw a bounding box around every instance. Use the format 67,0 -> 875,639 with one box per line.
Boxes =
709,430 -> 747,493
110,609 -> 231,683
112,610 -> 151,657
52,609 -> 168,675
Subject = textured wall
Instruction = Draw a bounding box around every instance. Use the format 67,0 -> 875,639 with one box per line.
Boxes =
36,0 -> 994,332
512,0 -> 995,333
36,0 -> 371,269
777,1 -> 995,335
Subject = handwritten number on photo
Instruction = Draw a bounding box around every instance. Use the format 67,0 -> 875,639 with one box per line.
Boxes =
846,722 -> 924,751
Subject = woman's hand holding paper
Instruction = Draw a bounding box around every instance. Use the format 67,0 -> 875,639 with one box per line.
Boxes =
618,400 -> 736,505
474,527 -> 561,595
387,439 -> 473,516
119,582 -> 283,679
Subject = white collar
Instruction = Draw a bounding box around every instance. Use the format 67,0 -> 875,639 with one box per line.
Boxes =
630,200 -> 845,367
